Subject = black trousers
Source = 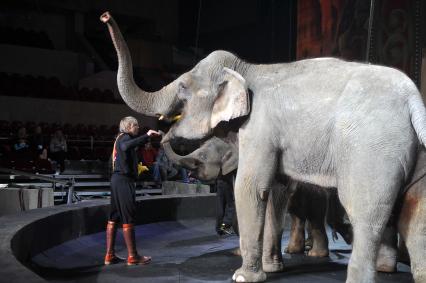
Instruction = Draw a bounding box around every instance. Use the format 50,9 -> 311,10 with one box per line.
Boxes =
216,179 -> 236,232
109,174 -> 136,224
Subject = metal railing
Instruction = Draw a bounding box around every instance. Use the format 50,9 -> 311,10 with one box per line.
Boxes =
0,167 -> 76,204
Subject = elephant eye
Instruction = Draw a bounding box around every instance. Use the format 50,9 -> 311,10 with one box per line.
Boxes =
179,82 -> 187,90
178,82 -> 191,100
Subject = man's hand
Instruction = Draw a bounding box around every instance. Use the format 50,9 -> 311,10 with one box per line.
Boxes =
147,130 -> 161,136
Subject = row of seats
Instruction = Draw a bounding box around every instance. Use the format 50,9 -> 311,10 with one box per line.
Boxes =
0,120 -> 119,139
0,26 -> 54,49
0,73 -> 122,103
0,144 -> 112,162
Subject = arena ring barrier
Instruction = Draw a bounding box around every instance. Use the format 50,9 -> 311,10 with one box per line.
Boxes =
0,192 -> 216,282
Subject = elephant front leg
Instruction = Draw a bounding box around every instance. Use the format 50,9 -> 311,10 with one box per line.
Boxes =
232,157 -> 276,282
262,185 -> 287,273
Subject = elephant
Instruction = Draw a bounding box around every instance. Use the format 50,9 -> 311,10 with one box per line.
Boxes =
284,183 -> 352,257
101,11 -> 426,283
164,136 -> 290,272
165,130 -> 426,279
163,136 -> 352,259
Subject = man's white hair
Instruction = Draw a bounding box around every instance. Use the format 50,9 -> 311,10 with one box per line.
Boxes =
119,116 -> 138,133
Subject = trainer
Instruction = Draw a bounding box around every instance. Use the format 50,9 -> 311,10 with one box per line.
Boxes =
105,116 -> 160,266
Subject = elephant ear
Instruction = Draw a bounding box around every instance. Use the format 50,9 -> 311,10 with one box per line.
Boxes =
210,68 -> 250,129
221,149 -> 238,175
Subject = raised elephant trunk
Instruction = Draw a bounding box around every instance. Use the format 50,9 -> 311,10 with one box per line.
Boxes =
100,11 -> 179,117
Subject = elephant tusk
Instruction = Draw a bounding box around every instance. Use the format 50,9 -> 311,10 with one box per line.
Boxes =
158,114 -> 181,122
172,115 -> 182,122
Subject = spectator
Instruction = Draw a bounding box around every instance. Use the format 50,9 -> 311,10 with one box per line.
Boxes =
139,141 -> 158,167
137,141 -> 158,181
152,145 -> 178,186
12,126 -> 30,158
175,144 -> 190,183
30,125 -> 47,159
50,129 -> 67,172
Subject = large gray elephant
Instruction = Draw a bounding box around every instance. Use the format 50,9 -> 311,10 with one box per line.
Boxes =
101,12 -> 426,283
165,130 -> 426,280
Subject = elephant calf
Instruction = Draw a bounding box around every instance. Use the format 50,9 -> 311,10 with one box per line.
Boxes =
285,184 -> 352,257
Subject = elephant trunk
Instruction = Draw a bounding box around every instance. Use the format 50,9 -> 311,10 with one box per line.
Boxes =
162,142 -> 198,170
100,12 -> 179,117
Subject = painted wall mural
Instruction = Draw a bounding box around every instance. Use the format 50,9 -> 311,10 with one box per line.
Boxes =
296,0 -> 421,85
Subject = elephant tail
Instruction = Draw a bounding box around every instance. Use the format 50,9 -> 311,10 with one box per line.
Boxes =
408,94 -> 426,146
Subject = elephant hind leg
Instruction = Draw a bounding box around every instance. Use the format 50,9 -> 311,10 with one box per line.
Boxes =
307,222 -> 329,258
306,189 -> 329,258
398,184 -> 426,283
375,225 -> 397,273
285,187 -> 306,254
337,162 -> 403,283
285,214 -> 306,254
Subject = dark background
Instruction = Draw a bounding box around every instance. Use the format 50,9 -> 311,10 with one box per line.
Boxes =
0,0 -> 425,165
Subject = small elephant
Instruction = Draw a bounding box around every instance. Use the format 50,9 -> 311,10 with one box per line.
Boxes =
164,135 -> 290,272
102,12 -> 426,282
284,184 -> 352,257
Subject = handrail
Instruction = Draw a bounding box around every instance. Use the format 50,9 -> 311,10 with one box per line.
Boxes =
0,167 -> 76,204
0,167 -> 71,186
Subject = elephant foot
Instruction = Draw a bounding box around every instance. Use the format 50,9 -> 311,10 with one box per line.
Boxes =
231,248 -> 241,256
412,268 -> 426,283
262,261 -> 284,273
262,254 -> 284,273
346,263 -> 376,283
232,267 -> 267,282
376,244 -> 397,273
307,248 -> 329,257
284,244 -> 304,254
376,262 -> 396,273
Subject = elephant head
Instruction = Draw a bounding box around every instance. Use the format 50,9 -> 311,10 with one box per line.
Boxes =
163,135 -> 239,181
101,12 -> 251,142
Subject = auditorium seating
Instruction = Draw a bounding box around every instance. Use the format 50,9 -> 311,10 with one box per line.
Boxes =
0,26 -> 54,49
0,72 -> 121,104
0,120 -> 121,173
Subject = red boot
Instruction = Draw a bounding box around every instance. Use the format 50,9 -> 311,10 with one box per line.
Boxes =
104,221 -> 121,265
122,223 -> 152,265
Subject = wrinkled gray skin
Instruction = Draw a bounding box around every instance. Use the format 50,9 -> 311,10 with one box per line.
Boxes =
164,136 -> 351,259
396,149 -> 426,283
166,131 -> 426,282
164,134 -> 290,272
102,12 -> 426,283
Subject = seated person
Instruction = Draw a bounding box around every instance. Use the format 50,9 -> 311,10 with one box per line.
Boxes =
152,146 -> 178,185
137,141 -> 158,181
30,125 -> 48,160
12,126 -> 31,159
50,129 -> 67,172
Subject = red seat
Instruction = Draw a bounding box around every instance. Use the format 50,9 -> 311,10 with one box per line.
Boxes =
34,159 -> 55,174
